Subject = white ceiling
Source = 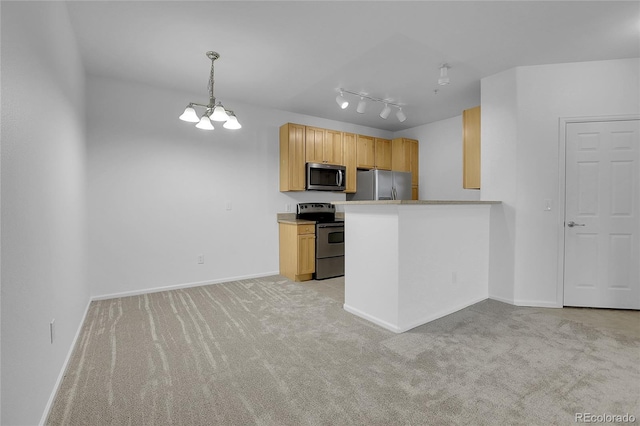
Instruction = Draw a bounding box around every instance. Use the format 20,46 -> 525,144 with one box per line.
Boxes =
66,1 -> 640,132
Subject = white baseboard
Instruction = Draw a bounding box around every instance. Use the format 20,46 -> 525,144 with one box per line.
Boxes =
489,295 -> 562,308
343,304 -> 404,333
344,296 -> 489,334
39,298 -> 93,426
513,299 -> 562,308
397,296 -> 489,332
91,271 -> 280,301
488,294 -> 515,305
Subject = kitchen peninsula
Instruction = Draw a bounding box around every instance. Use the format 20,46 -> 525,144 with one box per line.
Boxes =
332,200 -> 500,333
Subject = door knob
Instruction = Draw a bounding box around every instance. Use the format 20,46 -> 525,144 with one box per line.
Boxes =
567,221 -> 586,227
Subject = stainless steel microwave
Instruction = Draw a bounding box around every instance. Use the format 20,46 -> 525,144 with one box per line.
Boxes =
306,162 -> 346,191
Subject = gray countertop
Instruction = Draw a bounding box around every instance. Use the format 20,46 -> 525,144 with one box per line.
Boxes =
276,213 -> 314,225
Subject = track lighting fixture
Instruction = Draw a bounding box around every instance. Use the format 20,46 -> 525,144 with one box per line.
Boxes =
336,91 -> 349,109
179,51 -> 241,131
438,64 -> 451,86
335,88 -> 407,123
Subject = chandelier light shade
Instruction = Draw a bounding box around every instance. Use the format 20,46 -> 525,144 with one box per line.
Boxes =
336,91 -> 349,109
335,88 -> 407,123
196,114 -> 214,130
438,64 -> 451,86
223,111 -> 242,129
379,103 -> 391,119
178,105 -> 199,122
179,51 -> 241,131
211,103 -> 229,121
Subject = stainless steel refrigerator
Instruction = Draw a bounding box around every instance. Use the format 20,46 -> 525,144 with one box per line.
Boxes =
346,169 -> 412,201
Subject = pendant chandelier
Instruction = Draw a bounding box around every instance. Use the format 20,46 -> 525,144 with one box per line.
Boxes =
179,51 -> 241,130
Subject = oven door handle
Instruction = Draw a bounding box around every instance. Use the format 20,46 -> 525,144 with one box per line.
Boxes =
317,223 -> 344,228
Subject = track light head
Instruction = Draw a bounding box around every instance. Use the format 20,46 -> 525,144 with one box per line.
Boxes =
396,108 -> 407,123
356,97 -> 367,114
380,103 -> 391,119
438,64 -> 451,86
336,91 -> 349,109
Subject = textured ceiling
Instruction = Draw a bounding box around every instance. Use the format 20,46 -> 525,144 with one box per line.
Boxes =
66,1 -> 640,131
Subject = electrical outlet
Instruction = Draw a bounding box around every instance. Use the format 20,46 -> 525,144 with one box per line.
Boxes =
50,319 -> 55,344
285,203 -> 291,212
198,254 -> 204,264
225,201 -> 232,211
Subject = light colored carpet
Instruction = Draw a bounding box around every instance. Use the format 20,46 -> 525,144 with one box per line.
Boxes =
47,275 -> 640,425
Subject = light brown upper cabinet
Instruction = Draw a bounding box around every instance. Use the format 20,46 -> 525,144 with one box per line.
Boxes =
324,130 -> 344,165
280,123 -> 306,191
357,136 -> 391,170
374,138 -> 392,170
305,126 -> 343,165
463,106 -> 481,189
392,138 -> 420,199
356,135 -> 376,169
343,132 -> 357,193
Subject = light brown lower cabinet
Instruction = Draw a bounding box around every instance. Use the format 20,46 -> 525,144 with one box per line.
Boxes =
279,223 -> 315,282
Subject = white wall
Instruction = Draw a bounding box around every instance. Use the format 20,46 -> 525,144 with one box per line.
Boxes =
1,2 -> 89,425
86,75 -> 392,298
482,58 -> 640,306
481,68 -> 518,304
395,116 -> 481,201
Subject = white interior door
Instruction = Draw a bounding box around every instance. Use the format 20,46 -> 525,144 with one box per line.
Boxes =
564,119 -> 639,309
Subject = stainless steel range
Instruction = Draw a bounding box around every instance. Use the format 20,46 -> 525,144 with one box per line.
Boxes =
296,203 -> 344,280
